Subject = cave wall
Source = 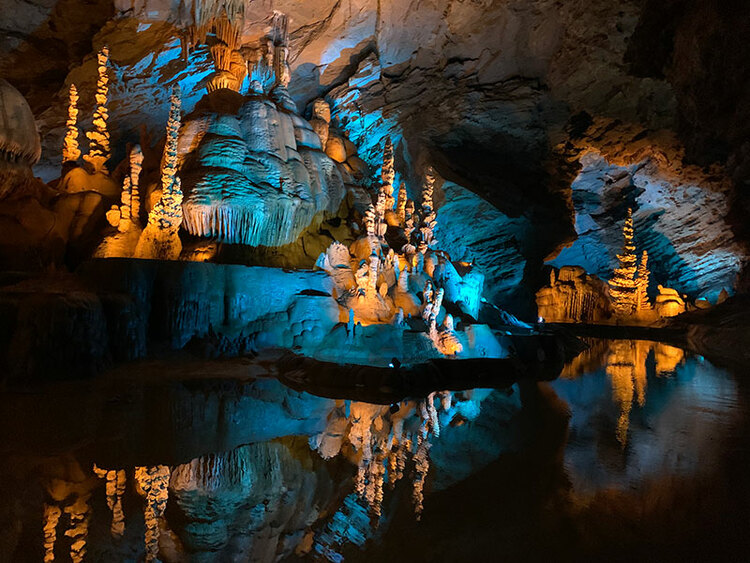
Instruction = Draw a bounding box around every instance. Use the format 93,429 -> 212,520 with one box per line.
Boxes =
1,0 -> 749,304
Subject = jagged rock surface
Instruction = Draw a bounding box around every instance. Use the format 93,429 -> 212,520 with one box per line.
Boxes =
179,93 -> 346,247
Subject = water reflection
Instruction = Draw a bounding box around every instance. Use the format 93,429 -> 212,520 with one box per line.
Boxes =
0,340 -> 746,561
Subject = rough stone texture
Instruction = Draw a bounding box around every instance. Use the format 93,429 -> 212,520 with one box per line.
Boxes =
179,92 -> 346,246
2,0 -> 750,309
548,121 -> 746,301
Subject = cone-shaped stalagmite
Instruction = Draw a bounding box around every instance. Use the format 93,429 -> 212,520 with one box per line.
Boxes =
608,208 -> 638,314
83,47 -> 111,173
62,84 -> 81,163
636,250 -> 651,311
134,85 -> 183,260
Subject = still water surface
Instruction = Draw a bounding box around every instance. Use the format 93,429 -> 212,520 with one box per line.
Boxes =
0,339 -> 748,561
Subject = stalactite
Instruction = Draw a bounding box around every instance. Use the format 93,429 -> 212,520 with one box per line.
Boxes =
62,84 -> 81,163
608,208 -> 639,314
189,0 -> 246,47
135,465 -> 171,563
83,46 -> 110,174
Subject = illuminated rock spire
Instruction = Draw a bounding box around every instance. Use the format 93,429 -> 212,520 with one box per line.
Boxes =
83,46 -> 110,173
635,250 -> 651,311
608,208 -> 638,314
134,85 -> 183,260
380,137 -> 395,209
62,83 -> 81,163
396,182 -> 407,222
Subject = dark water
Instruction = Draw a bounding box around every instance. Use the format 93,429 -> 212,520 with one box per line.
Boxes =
1,340 -> 748,562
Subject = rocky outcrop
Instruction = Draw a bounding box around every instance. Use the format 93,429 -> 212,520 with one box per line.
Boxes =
179,89 -> 346,247
548,120 -> 746,302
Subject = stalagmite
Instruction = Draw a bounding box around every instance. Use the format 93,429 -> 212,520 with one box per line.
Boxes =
379,137 -> 396,210
62,84 -> 81,163
83,47 -> 111,174
134,85 -> 183,260
368,251 -> 379,294
396,182 -> 407,222
311,98 -> 331,148
431,313 -> 463,356
608,208 -> 639,315
635,250 -> 651,311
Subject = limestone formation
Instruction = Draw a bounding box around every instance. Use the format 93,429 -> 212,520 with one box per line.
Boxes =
655,285 -> 687,317
62,84 -> 81,164
311,98 -> 331,148
93,464 -> 126,538
0,78 -> 41,199
536,266 -> 611,323
379,137 -> 396,210
635,250 -> 651,311
83,47 -> 111,174
396,182 -> 407,222
134,85 -> 183,260
134,465 -> 170,563
608,208 -> 639,315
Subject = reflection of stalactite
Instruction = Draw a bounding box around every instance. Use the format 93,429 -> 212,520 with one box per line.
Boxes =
135,466 -> 171,563
64,496 -> 91,563
42,504 -> 61,562
93,464 -> 127,538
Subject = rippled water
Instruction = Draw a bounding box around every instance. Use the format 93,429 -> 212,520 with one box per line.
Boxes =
0,340 -> 748,562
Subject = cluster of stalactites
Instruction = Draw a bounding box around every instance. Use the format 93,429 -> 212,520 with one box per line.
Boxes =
206,10 -> 246,92
62,83 -> 81,163
186,0 -> 246,50
608,208 -> 651,315
82,46 -> 110,174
